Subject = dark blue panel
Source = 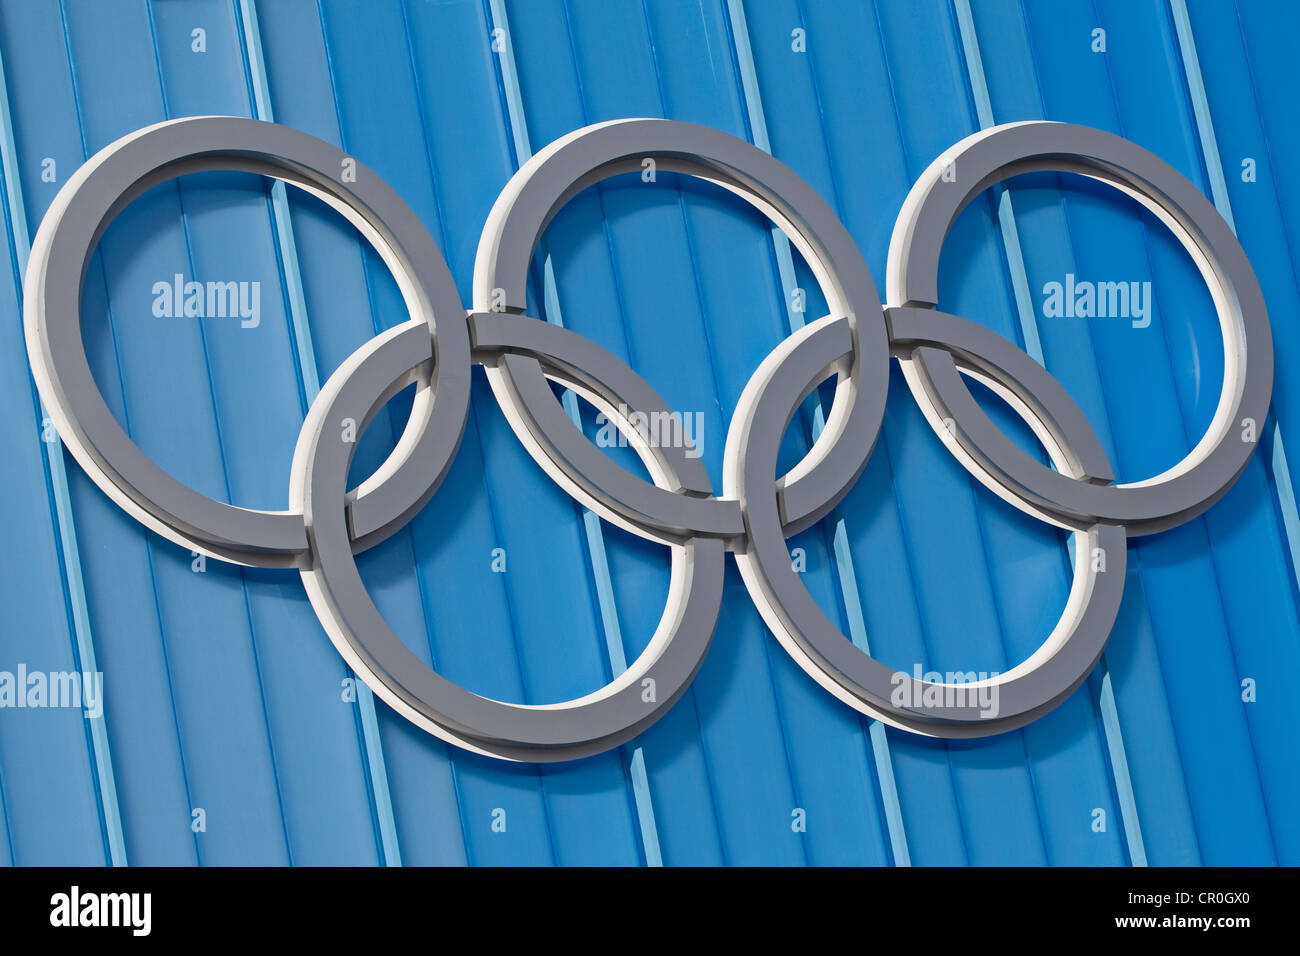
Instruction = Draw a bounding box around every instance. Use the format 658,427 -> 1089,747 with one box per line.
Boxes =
1184,0 -> 1300,864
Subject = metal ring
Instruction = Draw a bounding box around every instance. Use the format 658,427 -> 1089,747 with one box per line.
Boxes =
291,319 -> 725,762
472,117 -> 890,536
886,121 -> 1272,535
726,314 -> 1127,735
24,116 -> 472,567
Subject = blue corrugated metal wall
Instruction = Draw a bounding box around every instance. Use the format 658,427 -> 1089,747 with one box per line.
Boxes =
0,0 -> 1295,866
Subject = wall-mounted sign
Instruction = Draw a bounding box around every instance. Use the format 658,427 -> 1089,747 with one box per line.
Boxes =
25,116 -> 1270,761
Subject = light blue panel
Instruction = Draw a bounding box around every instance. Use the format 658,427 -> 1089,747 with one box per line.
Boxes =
954,0 -> 1146,866
1183,0 -> 1300,863
0,0 -> 191,866
57,0 -> 292,864
229,0 -> 438,868
0,0 -> 108,861
1225,0 -> 1300,372
930,0 -> 1124,865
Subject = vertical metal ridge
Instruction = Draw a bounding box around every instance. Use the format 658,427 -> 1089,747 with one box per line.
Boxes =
1167,1 -> 1236,232
951,0 -> 1148,867
485,0 -> 664,868
0,28 -> 126,867
235,0 -> 402,868
724,0 -> 911,868
1094,666 -> 1147,865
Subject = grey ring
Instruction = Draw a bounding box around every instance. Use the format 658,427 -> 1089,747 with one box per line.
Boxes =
886,121 -> 1272,535
472,117 -> 889,536
726,313 -> 1128,735
291,318 -> 725,762
24,116 -> 472,568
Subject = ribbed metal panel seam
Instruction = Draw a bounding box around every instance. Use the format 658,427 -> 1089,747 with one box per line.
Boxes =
0,31 -> 126,866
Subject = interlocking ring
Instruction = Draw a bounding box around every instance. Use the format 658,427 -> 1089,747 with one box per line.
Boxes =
24,116 -> 471,568
887,121 -> 1272,535
25,115 -> 1271,760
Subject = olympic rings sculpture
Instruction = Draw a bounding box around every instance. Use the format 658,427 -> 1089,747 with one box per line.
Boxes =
24,116 -> 1271,761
